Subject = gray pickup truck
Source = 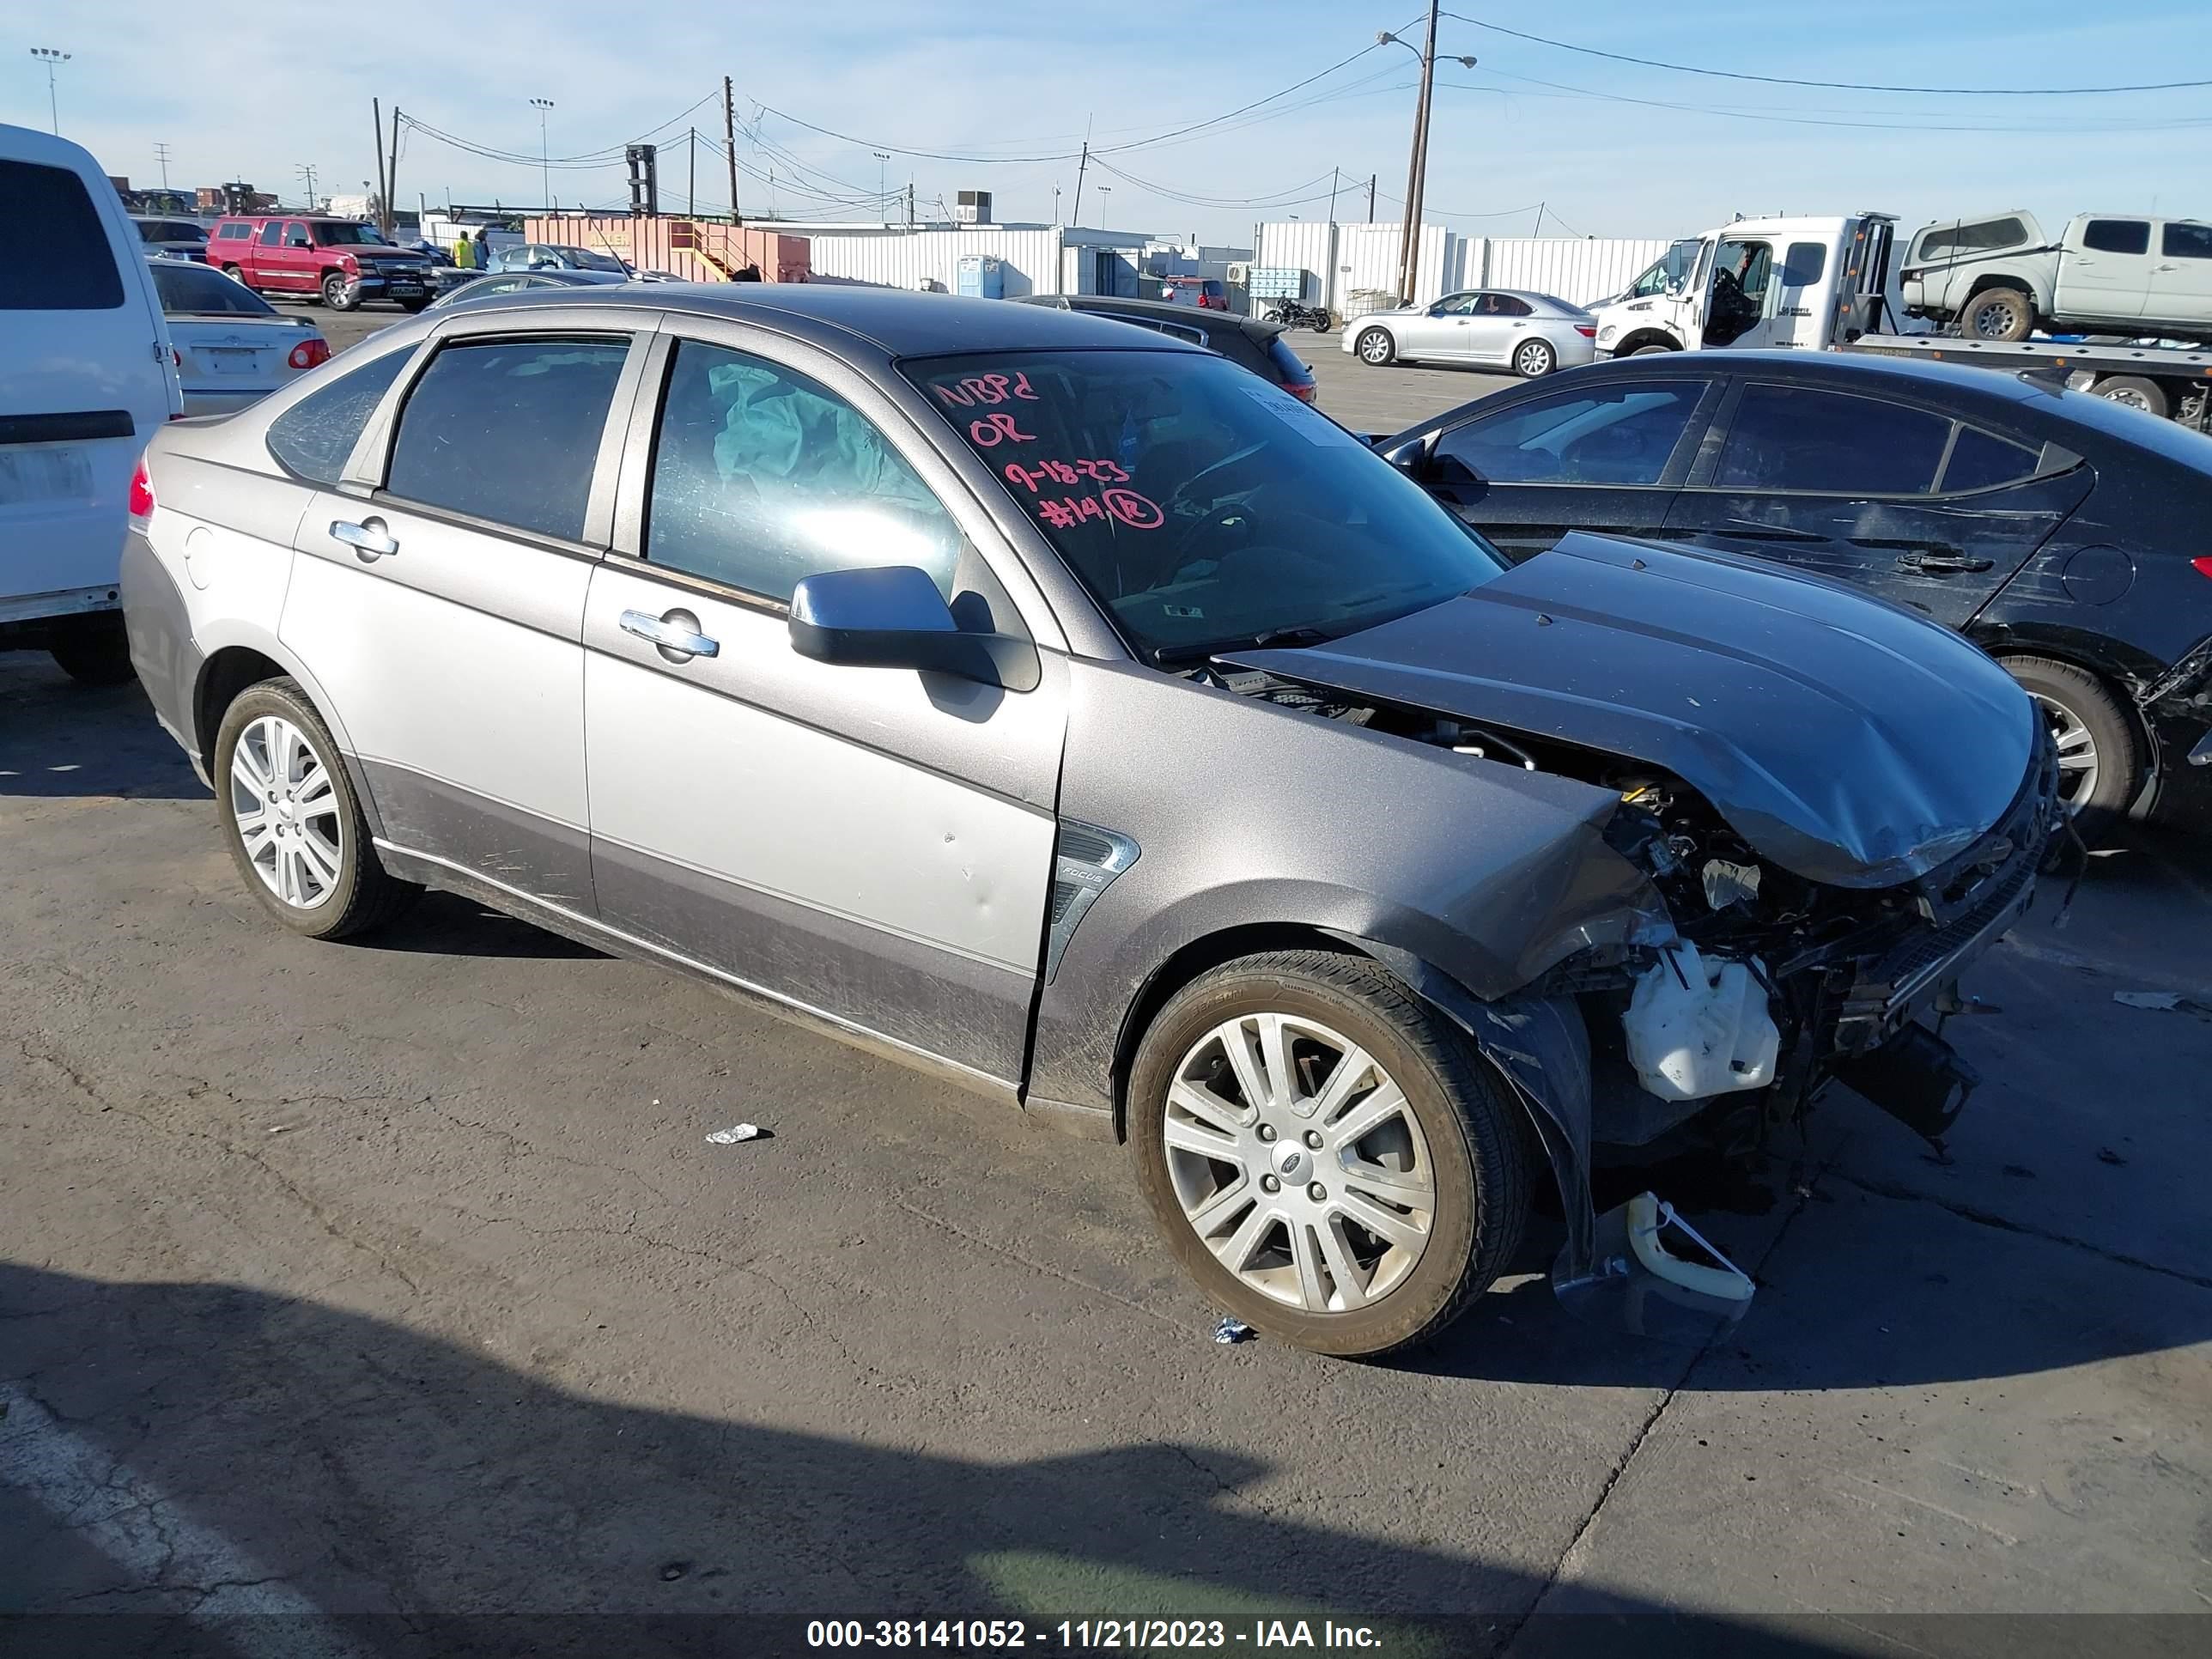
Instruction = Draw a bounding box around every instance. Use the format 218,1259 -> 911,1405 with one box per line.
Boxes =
1903,210 -> 2212,343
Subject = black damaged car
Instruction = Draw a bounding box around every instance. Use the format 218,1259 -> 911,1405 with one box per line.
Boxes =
1379,349 -> 2212,836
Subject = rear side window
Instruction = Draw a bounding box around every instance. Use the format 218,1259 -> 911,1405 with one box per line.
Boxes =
218,222 -> 251,240
1780,242 -> 1827,286
0,161 -> 124,310
1714,385 -> 1950,495
645,338 -> 962,604
2082,220 -> 2150,256
1437,382 -> 1707,487
266,348 -> 413,483
1941,426 -> 2041,493
2162,222 -> 2212,261
386,337 -> 629,540
1916,217 -> 2028,259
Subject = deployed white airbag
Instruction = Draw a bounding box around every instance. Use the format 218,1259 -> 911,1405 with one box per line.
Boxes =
1623,942 -> 1779,1102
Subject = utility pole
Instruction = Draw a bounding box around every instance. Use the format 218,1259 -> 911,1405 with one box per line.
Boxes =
1533,201 -> 1545,237
1367,173 -> 1376,222
1327,167 -> 1340,226
154,141 -> 173,191
1394,3 -> 1438,305
29,49 -> 70,135
907,179 -> 915,229
389,106 -> 404,236
529,99 -> 554,213
371,102 -> 387,234
722,76 -> 742,225
1072,141 -> 1091,228
688,127 -> 696,216
295,162 -> 318,210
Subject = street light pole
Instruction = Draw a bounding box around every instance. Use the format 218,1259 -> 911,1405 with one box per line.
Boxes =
1381,13 -> 1474,304
529,99 -> 555,212
872,151 -> 890,226
28,49 -> 70,135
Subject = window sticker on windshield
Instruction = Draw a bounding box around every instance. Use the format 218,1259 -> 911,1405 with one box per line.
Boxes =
1230,378 -> 1359,447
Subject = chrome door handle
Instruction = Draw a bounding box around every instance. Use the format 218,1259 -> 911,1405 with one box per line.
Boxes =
329,518 -> 398,560
620,608 -> 720,659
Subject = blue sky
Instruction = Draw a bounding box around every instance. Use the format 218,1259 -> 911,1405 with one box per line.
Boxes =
8,1 -> 2210,243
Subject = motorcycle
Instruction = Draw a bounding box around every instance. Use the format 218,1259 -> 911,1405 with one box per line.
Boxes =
1266,299 -> 1334,333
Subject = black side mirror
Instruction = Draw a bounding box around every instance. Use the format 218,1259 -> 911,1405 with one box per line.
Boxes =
788,566 -> 1039,692
1378,435 -> 1440,481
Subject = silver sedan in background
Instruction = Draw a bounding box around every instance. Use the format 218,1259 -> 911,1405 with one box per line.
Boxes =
149,259 -> 331,416
1345,289 -> 1596,378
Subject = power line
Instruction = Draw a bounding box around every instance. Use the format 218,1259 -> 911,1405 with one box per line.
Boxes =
1439,12 -> 2212,95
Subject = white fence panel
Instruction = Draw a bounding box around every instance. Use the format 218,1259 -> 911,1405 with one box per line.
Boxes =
1253,221 -> 1464,318
803,228 -> 1066,296
1472,238 -> 1671,307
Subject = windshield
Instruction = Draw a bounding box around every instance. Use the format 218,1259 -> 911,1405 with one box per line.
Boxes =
152,261 -> 277,316
904,349 -> 1506,664
138,220 -> 207,244
558,246 -> 628,272
312,222 -> 391,246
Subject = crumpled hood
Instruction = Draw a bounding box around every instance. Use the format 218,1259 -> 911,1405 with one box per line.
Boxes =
1223,533 -> 2039,888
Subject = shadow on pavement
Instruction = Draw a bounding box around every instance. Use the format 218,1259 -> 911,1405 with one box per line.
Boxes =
360,890 -> 608,961
0,655 -> 207,804
0,1263 -> 1905,1659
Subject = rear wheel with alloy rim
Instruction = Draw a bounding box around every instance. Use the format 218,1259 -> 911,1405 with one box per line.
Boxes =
2002,656 -> 2139,841
214,678 -> 417,939
1356,327 -> 1396,367
1966,287 -> 2035,342
1129,950 -> 1532,1358
1513,337 -> 1558,378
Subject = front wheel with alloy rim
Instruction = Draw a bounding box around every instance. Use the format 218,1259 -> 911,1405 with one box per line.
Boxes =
214,678 -> 418,939
320,270 -> 359,311
2002,656 -> 2140,841
1355,327 -> 1396,367
1128,950 -> 1532,1358
1513,337 -> 1558,378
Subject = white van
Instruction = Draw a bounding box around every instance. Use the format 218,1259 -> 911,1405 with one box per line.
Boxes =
1,122 -> 181,683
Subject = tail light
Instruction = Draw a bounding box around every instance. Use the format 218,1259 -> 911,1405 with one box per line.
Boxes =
1285,380 -> 1318,404
127,458 -> 155,520
2193,556 -> 2212,581
171,347 -> 183,368
1575,325 -> 1596,338
288,337 -> 331,371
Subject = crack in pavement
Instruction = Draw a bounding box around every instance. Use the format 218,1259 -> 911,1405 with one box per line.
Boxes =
1823,1170 -> 2211,1290
1494,1135 -> 1848,1656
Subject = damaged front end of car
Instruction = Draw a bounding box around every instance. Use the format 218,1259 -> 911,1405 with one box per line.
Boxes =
1207,534 -> 2068,1333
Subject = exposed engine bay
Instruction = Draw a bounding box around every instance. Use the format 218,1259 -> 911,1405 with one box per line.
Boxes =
1205,665 -> 2062,1157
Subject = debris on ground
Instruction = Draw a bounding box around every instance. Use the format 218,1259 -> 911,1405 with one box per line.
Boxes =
2112,990 -> 2210,1015
705,1124 -> 763,1145
2097,1146 -> 2129,1166
1212,1316 -> 1255,1345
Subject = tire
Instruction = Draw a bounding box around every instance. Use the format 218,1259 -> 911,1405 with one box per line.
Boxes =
1629,343 -> 1677,356
2090,375 -> 2169,419
1310,314 -> 1333,334
221,264 -> 246,283
213,678 -> 418,940
398,296 -> 431,314
1355,326 -> 1397,367
2002,656 -> 2141,839
1512,337 -> 1558,379
47,613 -> 136,686
321,270 -> 358,311
1127,949 -> 1533,1358
1966,286 -> 2035,343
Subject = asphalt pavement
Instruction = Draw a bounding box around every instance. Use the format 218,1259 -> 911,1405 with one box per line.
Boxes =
3,316 -> 2207,1653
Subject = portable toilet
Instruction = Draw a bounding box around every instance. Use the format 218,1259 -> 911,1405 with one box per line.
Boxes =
957,256 -> 1005,300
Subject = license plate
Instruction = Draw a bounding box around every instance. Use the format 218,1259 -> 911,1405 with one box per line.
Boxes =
0,446 -> 94,505
204,349 -> 261,375
387,283 -> 422,296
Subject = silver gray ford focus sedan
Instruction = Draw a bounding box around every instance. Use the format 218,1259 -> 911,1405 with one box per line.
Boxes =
123,285 -> 2060,1357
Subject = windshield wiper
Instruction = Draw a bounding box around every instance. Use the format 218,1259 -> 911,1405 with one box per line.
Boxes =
1151,626 -> 1334,669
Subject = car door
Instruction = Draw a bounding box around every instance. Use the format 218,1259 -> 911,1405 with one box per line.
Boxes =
2146,221 -> 2212,330
1660,379 -> 2089,629
1418,376 -> 1719,561
1461,294 -> 1535,365
2063,219 -> 2152,323
279,312 -> 647,914
581,326 -> 1067,1091
1402,293 -> 1480,360
1730,239 -> 1831,349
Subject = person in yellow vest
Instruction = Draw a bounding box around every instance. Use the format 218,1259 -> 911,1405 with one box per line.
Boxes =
453,236 -> 475,270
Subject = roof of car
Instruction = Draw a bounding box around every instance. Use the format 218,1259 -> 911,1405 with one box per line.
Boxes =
1015,293 -> 1286,342
1576,346 -> 2055,404
448,283 -> 1216,359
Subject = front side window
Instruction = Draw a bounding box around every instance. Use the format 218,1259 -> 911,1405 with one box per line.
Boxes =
0,161 -> 124,311
1435,382 -> 1707,487
645,340 -> 962,604
906,349 -> 1505,664
1716,240 -> 1774,302
1433,293 -> 1480,316
2162,222 -> 2212,261
384,337 -> 629,540
265,348 -> 414,483
1713,384 -> 1950,495
2082,220 -> 2150,256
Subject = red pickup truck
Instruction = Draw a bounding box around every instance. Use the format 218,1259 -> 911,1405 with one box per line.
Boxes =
205,215 -> 433,313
